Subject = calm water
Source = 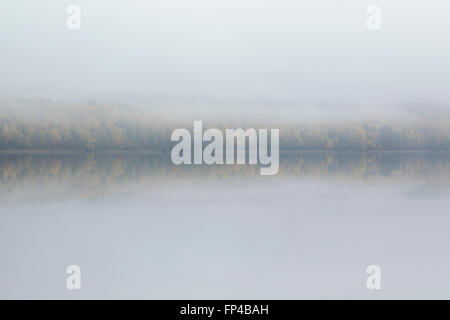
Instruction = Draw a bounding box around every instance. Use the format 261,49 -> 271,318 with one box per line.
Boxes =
0,152 -> 449,299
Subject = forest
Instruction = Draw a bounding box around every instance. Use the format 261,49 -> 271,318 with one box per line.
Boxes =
1,97 -> 450,151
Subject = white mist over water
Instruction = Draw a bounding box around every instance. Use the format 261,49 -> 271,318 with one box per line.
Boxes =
1,0 -> 450,300
1,178 -> 450,299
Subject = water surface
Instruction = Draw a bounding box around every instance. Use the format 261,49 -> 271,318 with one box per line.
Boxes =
0,152 -> 449,299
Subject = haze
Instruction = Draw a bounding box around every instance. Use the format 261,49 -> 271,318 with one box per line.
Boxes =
1,0 -> 450,117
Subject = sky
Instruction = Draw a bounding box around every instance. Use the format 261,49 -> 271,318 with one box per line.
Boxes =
1,0 -> 450,115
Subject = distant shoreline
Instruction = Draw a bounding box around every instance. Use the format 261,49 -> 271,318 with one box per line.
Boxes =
2,98 -> 450,152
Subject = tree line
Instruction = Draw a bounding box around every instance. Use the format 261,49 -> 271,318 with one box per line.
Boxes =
1,97 -> 449,151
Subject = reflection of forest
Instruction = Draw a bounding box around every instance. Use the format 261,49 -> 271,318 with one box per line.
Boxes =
1,152 -> 449,203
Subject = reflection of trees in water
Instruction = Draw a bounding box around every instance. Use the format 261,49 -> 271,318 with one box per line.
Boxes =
0,152 -> 449,203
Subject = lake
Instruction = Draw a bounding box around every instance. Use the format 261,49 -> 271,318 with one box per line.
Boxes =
0,152 -> 449,299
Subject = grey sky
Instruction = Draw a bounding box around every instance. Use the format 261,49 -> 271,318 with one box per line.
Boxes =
1,0 -> 450,112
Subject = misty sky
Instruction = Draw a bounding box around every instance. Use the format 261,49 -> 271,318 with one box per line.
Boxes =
1,0 -> 450,112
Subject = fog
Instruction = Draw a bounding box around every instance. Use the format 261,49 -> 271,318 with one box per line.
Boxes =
1,2 -> 450,299
1,0 -> 450,115
1,153 -> 450,299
